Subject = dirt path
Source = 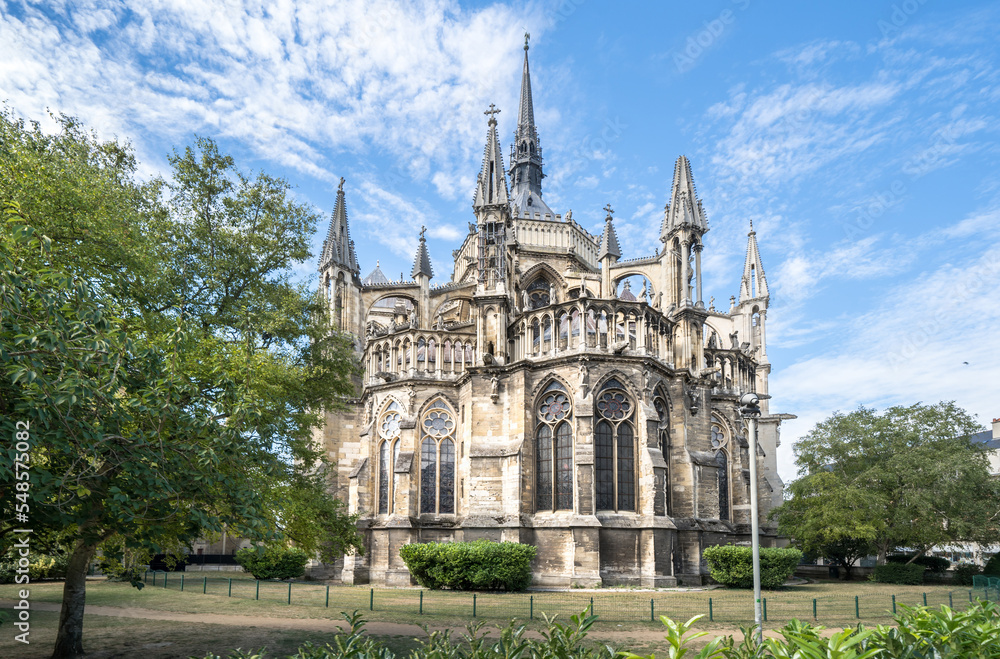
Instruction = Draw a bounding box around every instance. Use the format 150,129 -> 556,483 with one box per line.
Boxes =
0,599 -> 833,643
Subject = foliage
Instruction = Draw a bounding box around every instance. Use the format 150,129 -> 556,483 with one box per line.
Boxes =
887,553 -> 950,572
985,554 -> 1000,577
772,403 -> 998,566
0,550 -> 68,583
702,545 -> 802,590
954,563 -> 983,585
399,540 -> 537,592
0,109 -> 361,657
873,563 -> 925,585
193,602 -> 1000,658
236,546 -> 309,581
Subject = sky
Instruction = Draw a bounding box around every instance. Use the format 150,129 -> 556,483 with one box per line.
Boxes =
2,0 -> 999,484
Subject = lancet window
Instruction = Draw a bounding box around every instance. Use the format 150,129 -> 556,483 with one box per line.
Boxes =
711,419 -> 730,521
420,399 -> 456,515
377,400 -> 403,515
595,378 -> 636,512
536,381 -> 573,512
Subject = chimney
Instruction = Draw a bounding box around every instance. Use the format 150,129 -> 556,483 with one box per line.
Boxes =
993,418 -> 1000,439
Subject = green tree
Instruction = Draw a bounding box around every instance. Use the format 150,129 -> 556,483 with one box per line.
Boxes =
0,110 -> 362,658
772,403 -> 998,573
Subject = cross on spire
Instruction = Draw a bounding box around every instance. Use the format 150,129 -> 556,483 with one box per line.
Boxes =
419,225 -> 427,240
484,104 -> 501,123
604,203 -> 614,218
524,31 -> 530,49
338,177 -> 345,192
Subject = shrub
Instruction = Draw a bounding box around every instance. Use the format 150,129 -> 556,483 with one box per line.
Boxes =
702,545 -> 802,589
873,562 -> 924,585
235,546 -> 309,580
887,553 -> 950,572
0,551 -> 68,583
984,553 -> 1000,577
954,563 -> 983,585
399,540 -> 536,591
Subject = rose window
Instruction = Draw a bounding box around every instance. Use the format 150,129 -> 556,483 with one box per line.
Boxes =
710,423 -> 726,449
380,411 -> 402,439
597,391 -> 631,420
539,393 -> 570,422
422,410 -> 454,438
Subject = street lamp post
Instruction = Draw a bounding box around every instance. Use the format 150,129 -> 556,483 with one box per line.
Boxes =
739,392 -> 763,647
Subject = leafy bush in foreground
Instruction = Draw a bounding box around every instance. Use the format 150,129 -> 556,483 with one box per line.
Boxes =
703,545 -> 802,589
399,540 -> 536,591
235,546 -> 309,581
194,601 -> 1000,658
873,562 -> 924,585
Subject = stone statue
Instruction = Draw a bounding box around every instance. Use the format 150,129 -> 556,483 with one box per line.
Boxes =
578,363 -> 590,397
490,375 -> 500,403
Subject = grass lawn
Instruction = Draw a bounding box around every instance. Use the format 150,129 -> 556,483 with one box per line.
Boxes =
1,579 -> 992,658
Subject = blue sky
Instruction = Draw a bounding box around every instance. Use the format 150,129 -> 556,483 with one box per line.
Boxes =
3,0 -> 998,482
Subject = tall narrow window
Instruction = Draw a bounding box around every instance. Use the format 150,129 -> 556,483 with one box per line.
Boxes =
594,379 -> 636,512
419,399 -> 456,514
654,396 -> 671,516
536,381 -> 573,512
711,420 -> 730,521
377,401 -> 402,515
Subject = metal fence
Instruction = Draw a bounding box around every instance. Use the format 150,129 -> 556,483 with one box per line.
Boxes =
141,571 -> 1000,625
973,575 -> 1000,589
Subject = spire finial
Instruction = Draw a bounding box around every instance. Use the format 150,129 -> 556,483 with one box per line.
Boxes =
338,177 -> 345,192
749,218 -> 754,234
524,31 -> 530,50
604,203 -> 614,219
484,104 -> 501,126
419,225 -> 427,240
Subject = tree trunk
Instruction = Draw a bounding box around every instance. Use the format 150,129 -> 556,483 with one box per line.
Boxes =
841,560 -> 853,581
51,538 -> 98,659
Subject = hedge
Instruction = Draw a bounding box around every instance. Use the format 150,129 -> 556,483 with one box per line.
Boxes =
887,554 -> 950,572
235,546 -> 309,580
702,545 -> 802,589
984,553 -> 1000,577
953,563 -> 982,585
873,562 -> 924,585
399,540 -> 536,591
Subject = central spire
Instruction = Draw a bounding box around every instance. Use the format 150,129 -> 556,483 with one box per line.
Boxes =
509,34 -> 553,219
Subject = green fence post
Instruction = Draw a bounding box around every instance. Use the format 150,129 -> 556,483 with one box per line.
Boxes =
164,572 -> 168,588
287,581 -> 292,605
326,585 -> 330,608
590,596 -> 594,617
530,595 -> 533,620
923,592 -> 927,607
763,598 -> 767,622
370,588 -> 374,611
473,593 -> 477,618
892,594 -> 896,615
256,580 -> 260,601
228,578 -> 232,597
709,598 -> 713,622
651,598 -> 655,622
812,598 -> 817,620
985,588 -> 988,601
203,576 -> 207,594
419,590 -> 423,615
949,592 -> 953,608
180,574 -> 185,592
152,572 -> 156,587
855,595 -> 860,619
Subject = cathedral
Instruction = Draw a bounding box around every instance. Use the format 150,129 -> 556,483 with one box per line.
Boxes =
314,39 -> 791,587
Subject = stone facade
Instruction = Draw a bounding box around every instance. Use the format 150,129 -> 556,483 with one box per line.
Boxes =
314,39 -> 791,587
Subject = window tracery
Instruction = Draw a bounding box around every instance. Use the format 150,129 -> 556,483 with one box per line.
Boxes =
377,401 -> 403,515
711,419 -> 730,521
536,381 -> 573,511
420,399 -> 456,514
595,379 -> 636,512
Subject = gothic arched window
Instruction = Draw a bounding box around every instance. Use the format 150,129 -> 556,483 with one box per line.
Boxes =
654,396 -> 671,516
377,401 -> 403,515
595,379 -> 636,512
711,420 -> 730,521
536,381 -> 573,512
420,399 -> 456,515
527,278 -> 551,309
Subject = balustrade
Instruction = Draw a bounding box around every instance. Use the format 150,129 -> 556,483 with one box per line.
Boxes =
365,330 -> 476,384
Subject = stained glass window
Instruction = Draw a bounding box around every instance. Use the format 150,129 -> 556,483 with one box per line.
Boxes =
536,382 -> 573,512
419,400 -> 456,515
539,392 -> 570,422
716,450 -> 730,521
536,424 -> 553,511
595,382 -> 636,512
378,440 -> 390,514
555,422 -> 573,510
710,422 -> 726,449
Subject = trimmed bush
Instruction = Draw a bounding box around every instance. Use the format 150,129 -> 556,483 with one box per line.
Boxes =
874,562 -> 924,585
702,545 -> 802,589
399,540 -> 536,591
887,554 -> 950,572
235,546 -> 309,580
984,553 -> 1000,577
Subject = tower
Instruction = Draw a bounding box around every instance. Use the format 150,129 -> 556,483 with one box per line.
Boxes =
508,34 -> 554,219
319,178 -> 362,335
598,204 -> 622,297
737,220 -> 770,409
473,104 -> 513,364
411,226 -> 434,330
